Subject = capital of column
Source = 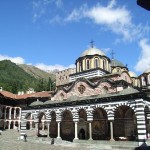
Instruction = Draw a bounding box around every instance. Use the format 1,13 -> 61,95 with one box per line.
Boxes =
73,119 -> 79,122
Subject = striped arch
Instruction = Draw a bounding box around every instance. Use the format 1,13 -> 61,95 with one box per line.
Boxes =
94,104 -> 107,112
92,106 -> 109,140
37,111 -> 47,120
113,103 -> 137,141
113,102 -> 136,114
24,112 -> 34,120
76,106 -> 88,113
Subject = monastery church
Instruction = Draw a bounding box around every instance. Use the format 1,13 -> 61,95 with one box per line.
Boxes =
1,45 -> 150,145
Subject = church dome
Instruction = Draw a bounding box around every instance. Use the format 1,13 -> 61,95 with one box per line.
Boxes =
111,59 -> 124,67
80,47 -> 105,57
129,71 -> 137,78
144,68 -> 150,74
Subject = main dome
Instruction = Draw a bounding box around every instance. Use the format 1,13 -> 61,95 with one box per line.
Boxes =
80,47 -> 105,57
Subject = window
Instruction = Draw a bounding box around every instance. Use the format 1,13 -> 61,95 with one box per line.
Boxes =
103,59 -> 106,70
79,61 -> 83,72
94,58 -> 99,68
86,59 -> 90,70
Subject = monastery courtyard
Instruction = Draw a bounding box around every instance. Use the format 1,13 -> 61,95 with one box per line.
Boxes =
0,129 -> 141,150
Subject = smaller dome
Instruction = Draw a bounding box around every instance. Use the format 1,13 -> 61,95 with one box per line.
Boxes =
129,71 -> 137,78
30,100 -> 43,106
144,68 -> 150,74
80,47 -> 105,57
111,59 -> 124,67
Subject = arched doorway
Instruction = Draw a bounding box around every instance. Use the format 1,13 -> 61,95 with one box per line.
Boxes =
79,128 -> 85,139
50,111 -> 57,138
60,110 -> 74,141
37,112 -> 46,136
25,113 -> 32,130
114,106 -> 137,141
10,121 -> 13,129
92,108 -> 108,140
78,109 -> 88,140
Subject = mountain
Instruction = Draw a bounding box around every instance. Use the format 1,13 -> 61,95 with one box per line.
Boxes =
0,60 -> 55,93
18,64 -> 55,81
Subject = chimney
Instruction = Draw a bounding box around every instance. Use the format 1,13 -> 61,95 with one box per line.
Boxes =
0,87 -> 3,91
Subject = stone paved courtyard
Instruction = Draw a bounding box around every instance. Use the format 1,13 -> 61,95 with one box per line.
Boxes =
0,129 -> 140,150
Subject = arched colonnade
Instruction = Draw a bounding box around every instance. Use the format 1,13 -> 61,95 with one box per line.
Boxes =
24,105 -> 138,142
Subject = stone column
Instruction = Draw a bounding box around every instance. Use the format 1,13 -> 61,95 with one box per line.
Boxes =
57,121 -> 61,139
4,107 -> 7,129
18,121 -> 20,131
30,122 -> 32,130
110,121 -> 114,141
47,121 -> 50,138
9,107 -> 12,119
14,108 -> 16,119
8,121 -> 11,129
89,122 -> 92,140
42,122 -> 45,130
19,108 -> 21,120
87,107 -> 93,140
35,122 -> 39,136
74,121 -> 78,140
135,99 -> 147,146
13,121 -> 15,129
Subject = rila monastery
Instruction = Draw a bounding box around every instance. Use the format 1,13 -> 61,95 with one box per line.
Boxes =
1,46 -> 150,147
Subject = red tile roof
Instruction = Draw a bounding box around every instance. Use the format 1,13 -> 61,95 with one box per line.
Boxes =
0,90 -> 52,100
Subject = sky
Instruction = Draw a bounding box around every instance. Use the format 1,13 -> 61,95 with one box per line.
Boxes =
0,0 -> 150,75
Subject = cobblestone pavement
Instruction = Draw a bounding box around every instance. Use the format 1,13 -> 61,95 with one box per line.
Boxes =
0,130 -> 99,150
0,130 -> 138,150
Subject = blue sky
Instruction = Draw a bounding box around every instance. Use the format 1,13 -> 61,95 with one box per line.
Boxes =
0,0 -> 150,75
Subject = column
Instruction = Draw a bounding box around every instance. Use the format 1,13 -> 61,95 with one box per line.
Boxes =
8,121 -> 11,129
4,107 -> 7,129
110,121 -> 114,141
135,99 -> 147,146
74,121 -> 78,140
13,121 -> 15,129
42,122 -> 45,130
47,121 -> 50,137
57,121 -> 61,138
89,122 -> 92,140
14,108 -> 16,119
18,121 -> 20,131
19,108 -> 21,120
30,122 -> 32,130
35,122 -> 39,136
9,107 -> 12,119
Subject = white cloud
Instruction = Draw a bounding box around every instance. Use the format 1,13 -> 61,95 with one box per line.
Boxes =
32,0 -> 63,22
35,63 -> 75,72
135,38 -> 150,72
0,55 -> 25,64
65,0 -> 150,42
55,0 -> 63,8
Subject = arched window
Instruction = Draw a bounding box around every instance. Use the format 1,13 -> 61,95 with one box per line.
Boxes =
79,61 -> 83,72
86,59 -> 90,70
94,58 -> 99,68
103,59 -> 106,70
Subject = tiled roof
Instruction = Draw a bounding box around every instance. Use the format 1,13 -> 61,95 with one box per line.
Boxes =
0,91 -> 16,99
0,90 -> 51,100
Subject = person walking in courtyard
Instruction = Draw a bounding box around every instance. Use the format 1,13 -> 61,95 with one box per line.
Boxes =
24,134 -> 27,142
51,138 -> 54,145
